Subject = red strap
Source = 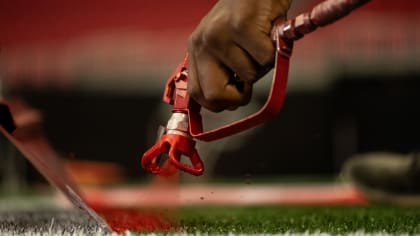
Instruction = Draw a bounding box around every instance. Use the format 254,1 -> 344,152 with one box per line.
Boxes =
188,36 -> 293,141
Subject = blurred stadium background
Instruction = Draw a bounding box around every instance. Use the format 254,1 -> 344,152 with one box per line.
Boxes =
1,0 -> 419,181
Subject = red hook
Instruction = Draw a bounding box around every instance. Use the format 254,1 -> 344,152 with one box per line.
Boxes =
142,0 -> 369,176
141,60 -> 204,176
141,132 -> 204,176
142,30 -> 291,176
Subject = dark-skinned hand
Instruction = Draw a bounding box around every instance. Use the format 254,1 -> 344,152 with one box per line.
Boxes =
187,0 -> 292,112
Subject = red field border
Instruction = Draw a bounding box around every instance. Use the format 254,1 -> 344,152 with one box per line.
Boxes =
78,183 -> 368,208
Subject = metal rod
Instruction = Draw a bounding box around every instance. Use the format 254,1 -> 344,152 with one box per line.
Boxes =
276,0 -> 371,41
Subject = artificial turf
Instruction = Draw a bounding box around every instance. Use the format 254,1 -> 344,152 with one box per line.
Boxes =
1,184 -> 419,235
176,206 -> 420,234
1,201 -> 419,235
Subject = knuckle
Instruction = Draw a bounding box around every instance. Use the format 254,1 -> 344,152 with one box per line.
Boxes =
238,68 -> 257,82
189,86 -> 224,112
188,32 -> 201,50
255,42 -> 275,67
201,24 -> 223,47
202,91 -> 228,112
231,16 -> 252,37
203,89 -> 223,106
189,25 -> 222,51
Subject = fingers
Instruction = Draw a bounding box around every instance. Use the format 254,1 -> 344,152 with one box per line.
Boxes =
234,29 -> 276,70
215,43 -> 260,84
187,31 -> 270,112
188,51 -> 253,112
186,0 -> 292,112
187,16 -> 260,112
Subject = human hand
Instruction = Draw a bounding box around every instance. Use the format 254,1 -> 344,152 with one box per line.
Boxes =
187,0 -> 292,112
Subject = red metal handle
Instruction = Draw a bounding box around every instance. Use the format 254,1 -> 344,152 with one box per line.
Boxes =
189,35 -> 292,141
159,22 -> 293,143
142,0 -> 370,175
187,0 -> 370,141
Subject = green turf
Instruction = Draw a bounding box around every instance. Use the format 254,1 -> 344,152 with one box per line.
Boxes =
177,205 -> 420,234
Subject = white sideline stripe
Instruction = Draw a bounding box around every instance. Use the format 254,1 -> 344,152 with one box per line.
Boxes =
0,232 -> 114,236
81,183 -> 366,207
131,232 -> 413,236
0,230 -> 413,236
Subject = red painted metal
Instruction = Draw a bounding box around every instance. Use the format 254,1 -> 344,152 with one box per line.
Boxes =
142,57 -> 204,176
141,133 -> 204,176
142,0 -> 371,176
141,29 -> 292,176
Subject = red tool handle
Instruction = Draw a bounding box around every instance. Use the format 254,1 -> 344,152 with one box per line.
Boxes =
142,0 -> 370,176
189,37 -> 291,142
188,0 -> 370,142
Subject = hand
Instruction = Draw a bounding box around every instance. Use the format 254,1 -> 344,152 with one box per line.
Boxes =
187,0 -> 292,112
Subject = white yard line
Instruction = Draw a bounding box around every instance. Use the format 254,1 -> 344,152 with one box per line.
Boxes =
132,232 -> 413,236
0,231 -> 113,236
81,183 -> 367,208
0,231 -> 412,236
